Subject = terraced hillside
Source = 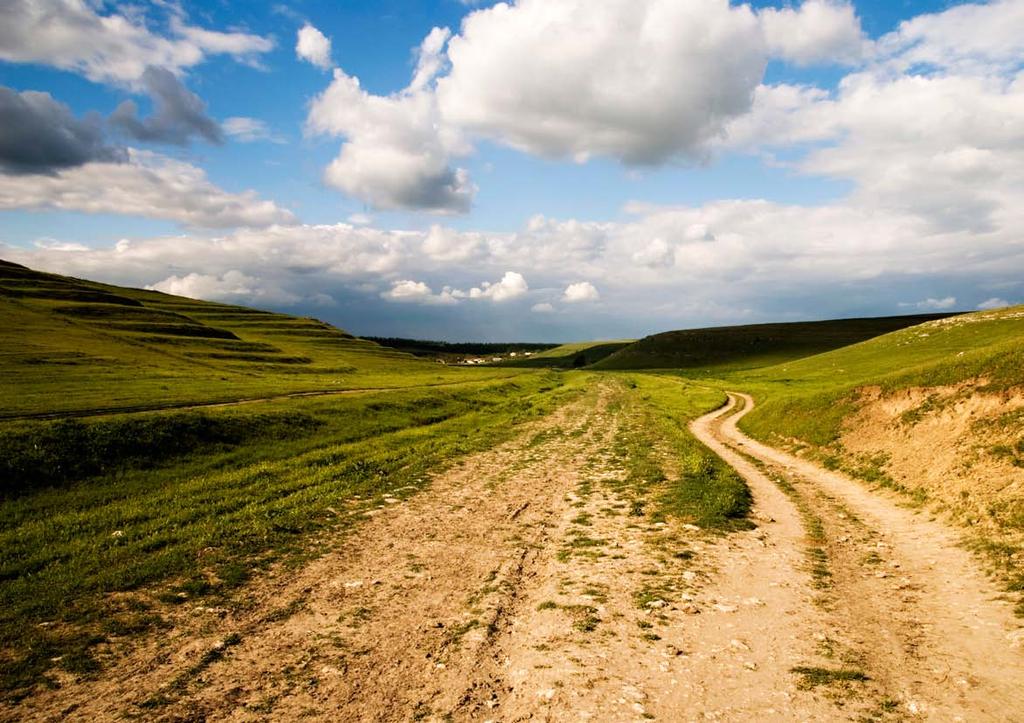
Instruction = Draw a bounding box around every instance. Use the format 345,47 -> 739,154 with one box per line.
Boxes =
592,314 -> 956,372
0,260 -> 516,417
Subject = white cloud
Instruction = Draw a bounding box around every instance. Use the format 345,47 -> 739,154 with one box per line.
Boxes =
977,297 -> 1015,310
437,0 -> 766,165
464,271 -> 529,302
382,271 -> 527,305
148,270 -> 299,305
223,117 -> 283,143
631,238 -> 673,268
563,281 -> 600,303
0,0 -> 272,85
0,149 -> 295,228
761,0 -> 866,66
422,224 -> 484,262
904,296 -> 958,311
381,279 -> 457,305
877,0 -> 1024,74
296,23 -> 333,70
307,28 -> 473,213
531,302 -> 555,314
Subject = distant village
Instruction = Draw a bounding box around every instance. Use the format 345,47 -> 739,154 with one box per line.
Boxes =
456,351 -> 535,365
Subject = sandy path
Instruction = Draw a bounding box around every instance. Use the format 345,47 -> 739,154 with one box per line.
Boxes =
701,392 -> 1024,721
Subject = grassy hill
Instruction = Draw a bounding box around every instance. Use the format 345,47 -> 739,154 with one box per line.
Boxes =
591,314 -> 957,372
0,260 -> 517,417
499,340 -> 636,368
735,306 -> 1024,445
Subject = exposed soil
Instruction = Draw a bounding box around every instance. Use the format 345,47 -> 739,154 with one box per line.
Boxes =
9,384 -> 1024,721
842,382 -> 1024,545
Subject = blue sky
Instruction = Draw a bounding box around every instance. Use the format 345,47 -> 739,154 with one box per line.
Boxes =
1,0 -> 1022,340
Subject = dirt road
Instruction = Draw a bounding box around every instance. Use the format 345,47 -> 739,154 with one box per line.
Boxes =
692,392 -> 1024,722
12,384 -> 1024,721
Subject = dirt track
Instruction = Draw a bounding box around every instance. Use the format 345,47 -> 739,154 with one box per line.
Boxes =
12,384 -> 1024,721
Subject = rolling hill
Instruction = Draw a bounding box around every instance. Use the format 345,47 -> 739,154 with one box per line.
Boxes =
0,260 -> 517,417
498,339 -> 636,368
591,314 -> 958,372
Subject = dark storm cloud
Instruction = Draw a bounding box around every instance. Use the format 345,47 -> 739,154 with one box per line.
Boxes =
0,86 -> 125,175
110,66 -> 224,146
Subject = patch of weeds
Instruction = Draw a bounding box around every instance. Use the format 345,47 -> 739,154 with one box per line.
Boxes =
629,499 -> 646,517
641,632 -> 662,642
263,597 -> 307,624
565,605 -> 600,633
536,600 -> 558,611
446,619 -> 480,645
178,632 -> 243,684
637,620 -> 654,629
571,513 -> 592,526
791,666 -> 868,689
633,583 -> 674,609
102,611 -> 168,637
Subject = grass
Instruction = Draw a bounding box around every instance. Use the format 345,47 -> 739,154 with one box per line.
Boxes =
791,665 -> 869,689
620,376 -> 753,531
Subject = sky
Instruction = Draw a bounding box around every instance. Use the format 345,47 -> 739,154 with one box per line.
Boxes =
1,0 -> 1022,342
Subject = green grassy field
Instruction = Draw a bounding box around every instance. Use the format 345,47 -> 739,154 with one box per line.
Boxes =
0,260 -> 519,418
498,339 -> 636,368
591,314 -> 956,372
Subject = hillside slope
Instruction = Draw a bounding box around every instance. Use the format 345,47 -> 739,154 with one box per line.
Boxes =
0,260 -> 515,416
592,314 -> 956,372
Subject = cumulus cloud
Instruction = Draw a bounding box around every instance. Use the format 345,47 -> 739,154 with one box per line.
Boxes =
437,0 -> 766,165
0,0 -> 272,85
296,23 -> 333,70
306,27 -> 473,213
110,66 -> 222,146
903,296 -> 958,311
223,117 -> 282,143
6,188 -> 1024,335
761,0 -> 866,66
463,271 -> 529,302
563,281 -> 600,303
0,150 -> 295,228
977,297 -> 1015,310
148,270 -> 299,305
381,280 -> 457,305
0,86 -> 125,174
382,271 -> 527,306
531,302 -> 555,314
877,0 -> 1024,74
